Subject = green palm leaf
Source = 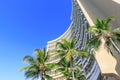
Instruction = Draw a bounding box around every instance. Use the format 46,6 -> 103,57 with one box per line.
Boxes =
20,48 -> 55,80
44,74 -> 54,80
23,56 -> 35,64
71,49 -> 90,57
87,16 -> 120,55
55,38 -> 89,80
113,27 -> 120,41
56,42 -> 67,50
87,27 -> 98,34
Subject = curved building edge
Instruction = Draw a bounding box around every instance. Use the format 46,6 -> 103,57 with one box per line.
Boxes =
47,22 -> 73,44
46,0 -> 120,80
46,0 -> 101,80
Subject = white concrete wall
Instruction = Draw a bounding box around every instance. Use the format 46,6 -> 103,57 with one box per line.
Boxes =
77,0 -> 120,79
90,0 -> 120,28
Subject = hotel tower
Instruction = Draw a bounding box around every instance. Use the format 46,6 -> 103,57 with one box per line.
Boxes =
46,0 -> 120,80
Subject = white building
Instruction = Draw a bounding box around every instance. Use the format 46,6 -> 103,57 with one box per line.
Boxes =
46,0 -> 120,80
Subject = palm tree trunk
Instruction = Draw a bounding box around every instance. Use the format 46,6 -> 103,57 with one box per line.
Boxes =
41,74 -> 45,80
72,68 -> 75,80
41,76 -> 45,80
70,60 -> 75,80
41,77 -> 43,80
40,72 -> 44,80
109,38 -> 120,54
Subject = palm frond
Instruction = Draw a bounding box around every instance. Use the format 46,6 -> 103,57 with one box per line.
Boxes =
44,74 -> 55,80
74,66 -> 86,80
105,16 -> 114,24
104,16 -> 114,30
71,38 -> 76,49
72,49 -> 90,57
94,38 -> 101,50
34,49 -> 41,57
65,51 -> 72,62
86,35 -> 101,51
111,28 -> 120,50
34,49 -> 46,64
101,30 -> 108,36
51,49 -> 66,60
31,75 -> 39,80
45,63 -> 56,71
96,18 -> 103,29
87,27 -> 98,34
113,27 -> 120,41
24,70 -> 39,80
23,56 -> 35,64
62,39 -> 71,49
20,65 -> 34,72
86,36 -> 96,49
56,58 -> 71,78
62,70 -> 71,77
113,27 -> 120,34
106,39 -> 112,47
52,49 -> 65,54
44,54 -> 50,62
56,42 -> 66,50
57,58 -> 70,68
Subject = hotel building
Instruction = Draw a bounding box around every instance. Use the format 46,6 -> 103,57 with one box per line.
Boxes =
46,0 -> 120,80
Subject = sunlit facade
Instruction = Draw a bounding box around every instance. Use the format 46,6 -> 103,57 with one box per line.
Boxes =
46,0 -> 120,80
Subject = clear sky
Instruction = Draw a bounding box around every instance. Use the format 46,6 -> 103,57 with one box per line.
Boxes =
0,0 -> 72,80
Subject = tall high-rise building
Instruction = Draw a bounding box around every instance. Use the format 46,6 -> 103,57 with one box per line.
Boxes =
46,0 -> 120,80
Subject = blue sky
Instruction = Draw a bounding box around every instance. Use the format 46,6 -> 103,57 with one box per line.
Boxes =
0,0 -> 71,80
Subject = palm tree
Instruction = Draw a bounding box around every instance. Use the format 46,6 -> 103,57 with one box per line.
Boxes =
55,38 -> 90,80
57,59 -> 86,80
87,16 -> 120,54
20,48 -> 54,80
74,66 -> 86,80
56,58 -> 86,80
56,58 -> 72,80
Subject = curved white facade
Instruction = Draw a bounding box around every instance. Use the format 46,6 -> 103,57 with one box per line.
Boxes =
46,0 -> 101,80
